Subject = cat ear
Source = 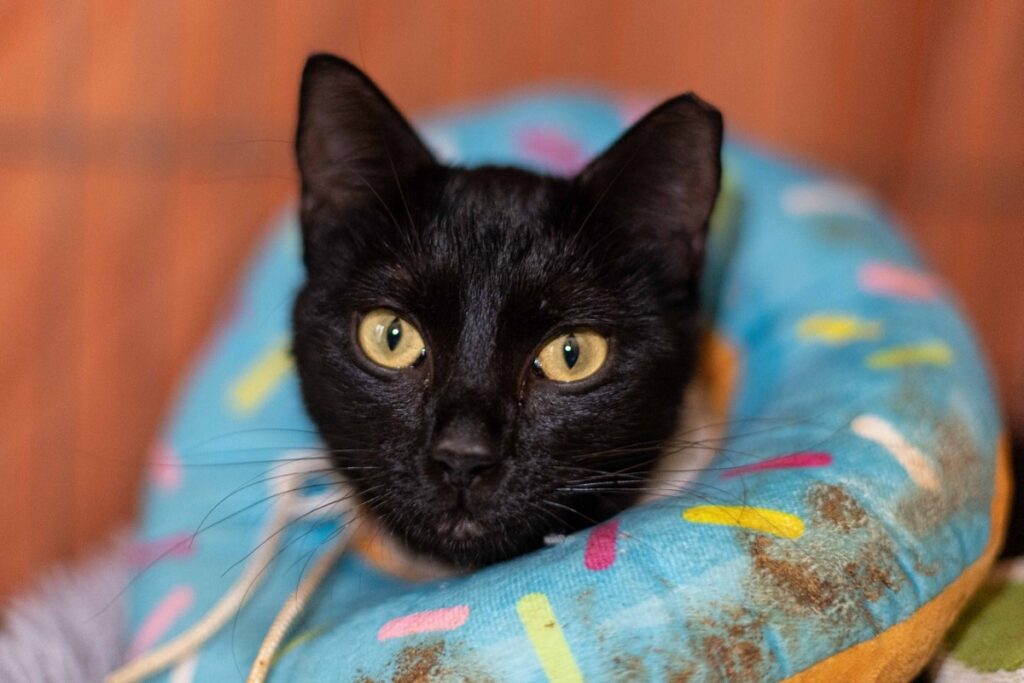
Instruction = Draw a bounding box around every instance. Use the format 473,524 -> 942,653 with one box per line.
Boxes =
574,94 -> 722,287
296,54 -> 435,219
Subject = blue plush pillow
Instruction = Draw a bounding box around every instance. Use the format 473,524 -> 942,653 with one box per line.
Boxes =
126,92 -> 1007,682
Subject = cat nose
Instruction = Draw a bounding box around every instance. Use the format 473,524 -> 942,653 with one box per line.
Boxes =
431,437 -> 501,487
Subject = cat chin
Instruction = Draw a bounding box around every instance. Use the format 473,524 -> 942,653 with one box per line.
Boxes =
348,511 -> 470,581
438,518 -> 486,541
349,497 -> 554,573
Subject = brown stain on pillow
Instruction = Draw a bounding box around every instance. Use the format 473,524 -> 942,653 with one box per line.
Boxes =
745,482 -> 904,645
898,415 -> 987,536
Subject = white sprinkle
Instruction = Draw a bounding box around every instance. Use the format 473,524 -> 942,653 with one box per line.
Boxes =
851,414 -> 941,491
420,127 -> 459,162
782,181 -> 875,219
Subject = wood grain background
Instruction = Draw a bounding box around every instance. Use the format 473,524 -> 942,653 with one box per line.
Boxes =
1,0 -> 1021,599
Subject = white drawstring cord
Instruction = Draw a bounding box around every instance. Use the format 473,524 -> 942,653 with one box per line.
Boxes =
245,526 -> 348,682
107,455 -> 350,683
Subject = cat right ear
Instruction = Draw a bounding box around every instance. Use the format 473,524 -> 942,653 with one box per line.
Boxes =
574,94 -> 722,294
295,54 -> 435,228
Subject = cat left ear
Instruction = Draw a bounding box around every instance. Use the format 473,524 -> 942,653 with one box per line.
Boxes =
296,54 -> 435,217
574,94 -> 723,287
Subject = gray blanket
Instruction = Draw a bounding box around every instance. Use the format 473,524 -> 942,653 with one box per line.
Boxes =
0,542 -> 127,683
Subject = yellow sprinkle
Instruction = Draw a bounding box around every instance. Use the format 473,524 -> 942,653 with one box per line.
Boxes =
682,505 -> 805,539
229,337 -> 294,414
796,314 -> 882,344
867,341 -> 952,369
851,414 -> 941,491
516,593 -> 583,683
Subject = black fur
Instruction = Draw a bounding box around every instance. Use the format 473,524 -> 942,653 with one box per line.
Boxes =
292,54 -> 723,568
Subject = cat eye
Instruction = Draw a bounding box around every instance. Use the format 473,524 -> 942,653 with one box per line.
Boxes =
533,330 -> 608,383
357,308 -> 426,369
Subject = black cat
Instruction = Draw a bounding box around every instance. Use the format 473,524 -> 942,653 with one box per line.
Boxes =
292,54 -> 722,569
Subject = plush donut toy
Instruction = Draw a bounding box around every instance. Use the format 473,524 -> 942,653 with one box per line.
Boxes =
122,93 -> 1009,683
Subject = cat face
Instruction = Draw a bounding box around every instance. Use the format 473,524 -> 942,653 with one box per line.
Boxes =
292,54 -> 722,568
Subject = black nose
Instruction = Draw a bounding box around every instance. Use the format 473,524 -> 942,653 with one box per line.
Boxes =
431,436 -> 501,487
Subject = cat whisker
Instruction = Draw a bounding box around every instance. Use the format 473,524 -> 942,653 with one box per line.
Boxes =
192,468 -> 342,540
174,449 -> 377,468
525,500 -> 576,537
220,486 -> 365,579
179,427 -> 324,452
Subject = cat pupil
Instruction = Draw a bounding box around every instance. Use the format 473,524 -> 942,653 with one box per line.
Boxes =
562,335 -> 579,369
386,318 -> 402,351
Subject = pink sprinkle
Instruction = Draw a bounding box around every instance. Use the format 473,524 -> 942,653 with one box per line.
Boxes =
858,261 -> 941,300
129,533 -> 195,567
584,519 -> 619,571
720,452 -> 833,480
150,441 -> 182,491
518,128 -> 586,175
377,605 -> 470,641
618,94 -> 658,125
129,585 -> 194,658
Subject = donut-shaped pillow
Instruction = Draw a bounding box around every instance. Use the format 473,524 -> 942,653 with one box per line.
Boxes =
126,93 -> 1010,682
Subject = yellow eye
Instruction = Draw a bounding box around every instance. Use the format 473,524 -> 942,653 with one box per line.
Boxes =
357,308 -> 426,369
534,330 -> 608,383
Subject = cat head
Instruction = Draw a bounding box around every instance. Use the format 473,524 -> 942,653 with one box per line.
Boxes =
293,54 -> 722,567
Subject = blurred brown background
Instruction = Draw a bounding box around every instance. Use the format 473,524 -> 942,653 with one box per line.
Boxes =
1,1 -> 1021,599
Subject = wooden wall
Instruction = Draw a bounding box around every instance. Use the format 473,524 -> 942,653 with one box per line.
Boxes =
1,0 -> 1021,598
